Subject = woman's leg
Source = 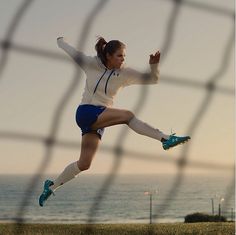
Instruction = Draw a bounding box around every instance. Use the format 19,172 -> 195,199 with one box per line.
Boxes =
91,107 -> 169,141
50,133 -> 100,192
91,107 -> 134,129
77,133 -> 100,171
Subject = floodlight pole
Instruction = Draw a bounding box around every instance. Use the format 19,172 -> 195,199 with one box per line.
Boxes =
149,193 -> 152,224
218,198 -> 224,217
218,203 -> 221,217
145,190 -> 157,224
211,198 -> 214,215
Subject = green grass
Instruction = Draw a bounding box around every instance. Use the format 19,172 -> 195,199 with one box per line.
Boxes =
0,222 -> 234,235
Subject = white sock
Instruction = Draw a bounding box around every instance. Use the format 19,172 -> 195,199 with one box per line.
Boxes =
50,161 -> 81,192
128,116 -> 169,141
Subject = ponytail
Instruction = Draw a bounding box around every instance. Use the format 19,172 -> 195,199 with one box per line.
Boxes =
95,36 -> 125,66
95,36 -> 107,65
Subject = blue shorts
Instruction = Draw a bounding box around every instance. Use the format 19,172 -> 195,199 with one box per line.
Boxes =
75,104 -> 106,139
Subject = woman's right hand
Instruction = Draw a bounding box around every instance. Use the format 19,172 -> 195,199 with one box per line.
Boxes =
149,51 -> 161,64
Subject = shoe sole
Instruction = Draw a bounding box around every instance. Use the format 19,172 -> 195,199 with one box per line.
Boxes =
39,195 -> 44,207
39,190 -> 54,207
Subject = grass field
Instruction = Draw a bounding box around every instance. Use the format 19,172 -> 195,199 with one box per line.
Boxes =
0,222 -> 235,235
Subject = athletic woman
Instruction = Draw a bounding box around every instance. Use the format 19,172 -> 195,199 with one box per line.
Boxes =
39,37 -> 190,206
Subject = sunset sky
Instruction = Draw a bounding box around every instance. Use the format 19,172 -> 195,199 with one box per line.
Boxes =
0,0 -> 234,177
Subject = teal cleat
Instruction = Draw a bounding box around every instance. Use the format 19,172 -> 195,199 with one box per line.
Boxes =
39,180 -> 54,207
162,134 -> 190,150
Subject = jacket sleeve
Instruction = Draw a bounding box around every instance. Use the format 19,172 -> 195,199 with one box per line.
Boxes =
122,63 -> 160,86
57,37 -> 92,71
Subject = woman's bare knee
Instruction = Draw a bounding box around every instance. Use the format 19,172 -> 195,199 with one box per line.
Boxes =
78,133 -> 99,171
77,158 -> 92,171
124,110 -> 134,123
78,163 -> 91,171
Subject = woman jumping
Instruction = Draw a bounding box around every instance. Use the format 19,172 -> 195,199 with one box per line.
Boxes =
39,36 -> 190,207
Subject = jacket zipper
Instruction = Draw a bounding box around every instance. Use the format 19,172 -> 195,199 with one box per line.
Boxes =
93,69 -> 115,95
105,70 -> 114,94
93,69 -> 107,94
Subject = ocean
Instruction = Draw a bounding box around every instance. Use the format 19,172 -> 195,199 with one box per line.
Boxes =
0,174 -> 234,224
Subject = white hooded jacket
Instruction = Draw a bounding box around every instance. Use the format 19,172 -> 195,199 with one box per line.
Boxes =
57,38 -> 160,107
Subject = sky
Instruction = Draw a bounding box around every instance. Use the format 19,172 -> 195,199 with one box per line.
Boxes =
0,0 -> 234,177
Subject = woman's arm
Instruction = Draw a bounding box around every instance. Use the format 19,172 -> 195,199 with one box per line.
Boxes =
122,51 -> 161,86
57,37 -> 92,70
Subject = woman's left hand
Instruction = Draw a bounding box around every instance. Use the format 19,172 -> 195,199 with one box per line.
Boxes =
149,51 -> 161,64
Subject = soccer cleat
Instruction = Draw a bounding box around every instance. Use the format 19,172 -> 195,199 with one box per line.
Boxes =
39,179 -> 55,207
162,134 -> 190,150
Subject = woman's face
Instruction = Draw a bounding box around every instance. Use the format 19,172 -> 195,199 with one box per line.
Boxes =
106,47 -> 126,69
